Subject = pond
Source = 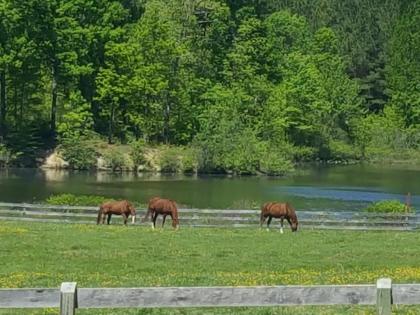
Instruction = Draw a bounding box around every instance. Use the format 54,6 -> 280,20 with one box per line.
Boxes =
0,164 -> 419,211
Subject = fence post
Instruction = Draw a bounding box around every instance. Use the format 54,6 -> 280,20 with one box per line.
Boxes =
376,278 -> 392,315
60,282 -> 77,315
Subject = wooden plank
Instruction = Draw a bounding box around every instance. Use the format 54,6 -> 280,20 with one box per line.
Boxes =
77,285 -> 376,308
0,289 -> 59,308
0,202 -> 97,211
0,210 -> 414,228
0,217 -> 96,224
376,278 -> 391,315
392,284 -> 420,305
0,209 -> 96,218
0,216 -> 414,231
60,282 -> 77,315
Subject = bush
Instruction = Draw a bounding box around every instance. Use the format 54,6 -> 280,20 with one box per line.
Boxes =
365,200 -> 413,214
180,147 -> 199,173
130,140 -> 147,167
328,140 -> 361,162
159,146 -> 183,173
46,194 -> 114,206
0,144 -> 21,167
103,148 -> 132,171
59,140 -> 97,170
259,149 -> 294,175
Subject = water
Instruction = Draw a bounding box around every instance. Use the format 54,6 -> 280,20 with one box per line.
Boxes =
0,164 -> 419,211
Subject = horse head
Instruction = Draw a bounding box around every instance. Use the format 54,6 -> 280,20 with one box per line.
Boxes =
288,213 -> 298,232
170,200 -> 180,229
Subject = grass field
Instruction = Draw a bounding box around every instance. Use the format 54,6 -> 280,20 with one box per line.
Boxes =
1,221 -> 420,314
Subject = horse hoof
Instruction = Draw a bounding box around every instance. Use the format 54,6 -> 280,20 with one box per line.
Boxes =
280,229 -> 284,234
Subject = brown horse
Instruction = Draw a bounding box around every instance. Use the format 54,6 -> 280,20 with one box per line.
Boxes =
97,200 -> 136,225
142,197 -> 179,229
260,202 -> 298,233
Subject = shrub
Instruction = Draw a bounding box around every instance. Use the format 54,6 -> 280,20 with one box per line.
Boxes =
159,146 -> 183,173
102,148 -> 131,171
130,140 -> 147,167
0,144 -> 21,167
259,151 -> 294,175
46,194 -> 114,206
365,200 -> 413,214
180,147 -> 199,173
328,140 -> 361,162
59,140 -> 97,170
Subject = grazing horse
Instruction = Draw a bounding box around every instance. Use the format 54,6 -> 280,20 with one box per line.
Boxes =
97,200 -> 136,225
142,197 -> 179,229
260,202 -> 298,233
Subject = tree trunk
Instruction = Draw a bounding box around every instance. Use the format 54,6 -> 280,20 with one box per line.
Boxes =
51,65 -> 58,136
0,70 -> 6,141
108,103 -> 115,144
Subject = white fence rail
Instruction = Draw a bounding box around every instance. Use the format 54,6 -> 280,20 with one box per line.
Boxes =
0,202 -> 418,230
1,279 -> 419,314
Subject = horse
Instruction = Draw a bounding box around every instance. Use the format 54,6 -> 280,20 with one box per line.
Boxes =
97,200 -> 136,225
142,197 -> 179,229
260,202 -> 298,233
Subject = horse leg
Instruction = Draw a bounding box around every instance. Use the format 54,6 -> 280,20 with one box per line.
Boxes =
260,213 -> 266,228
107,214 -> 112,225
102,212 -> 107,224
162,215 -> 167,228
122,213 -> 128,225
266,216 -> 272,232
152,212 -> 158,230
280,217 -> 284,234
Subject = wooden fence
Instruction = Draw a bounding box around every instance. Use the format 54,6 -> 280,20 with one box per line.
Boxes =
0,202 -> 418,230
1,278 -> 420,314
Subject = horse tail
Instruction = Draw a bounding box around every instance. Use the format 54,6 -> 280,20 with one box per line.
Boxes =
260,202 -> 269,226
171,200 -> 179,228
142,207 -> 152,222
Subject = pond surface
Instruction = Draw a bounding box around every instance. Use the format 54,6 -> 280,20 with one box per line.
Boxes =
0,164 -> 419,211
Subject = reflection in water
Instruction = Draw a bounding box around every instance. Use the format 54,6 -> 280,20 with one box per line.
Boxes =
0,165 -> 419,211
42,169 -> 70,182
281,186 -> 415,202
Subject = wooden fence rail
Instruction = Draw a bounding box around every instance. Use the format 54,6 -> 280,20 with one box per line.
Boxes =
1,278 -> 420,314
0,202 -> 418,231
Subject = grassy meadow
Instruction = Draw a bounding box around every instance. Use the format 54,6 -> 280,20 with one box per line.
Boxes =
1,221 -> 420,314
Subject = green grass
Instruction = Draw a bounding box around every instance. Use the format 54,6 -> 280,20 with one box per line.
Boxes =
1,221 -> 420,314
365,199 -> 413,213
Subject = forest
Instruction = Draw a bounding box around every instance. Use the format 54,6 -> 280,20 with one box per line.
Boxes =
0,0 -> 419,174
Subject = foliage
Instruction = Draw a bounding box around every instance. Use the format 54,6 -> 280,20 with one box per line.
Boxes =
365,200 -> 413,214
57,91 -> 94,142
102,147 -> 132,171
0,143 -> 21,167
258,145 -> 294,175
158,146 -> 183,173
59,140 -> 97,170
180,147 -> 199,174
45,194 -> 114,206
0,0 -> 418,170
129,139 -> 147,167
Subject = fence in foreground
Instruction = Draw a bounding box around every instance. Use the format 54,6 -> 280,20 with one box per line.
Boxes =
0,279 -> 419,314
0,202 -> 418,230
